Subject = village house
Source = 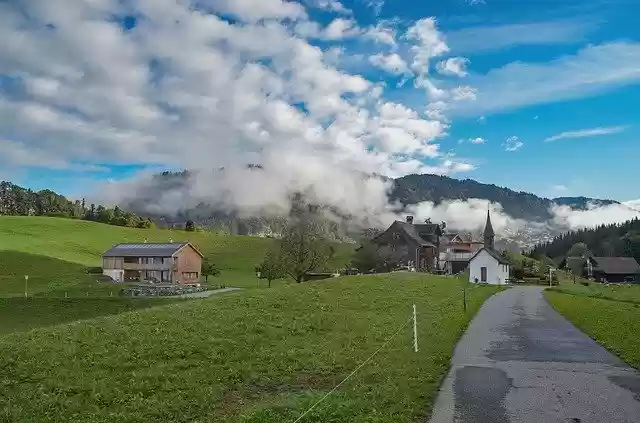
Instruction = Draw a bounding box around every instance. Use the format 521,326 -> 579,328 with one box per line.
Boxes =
369,216 -> 443,271
560,256 -> 640,283
370,214 -> 488,273
468,210 -> 510,285
101,242 -> 203,284
439,231 -> 485,274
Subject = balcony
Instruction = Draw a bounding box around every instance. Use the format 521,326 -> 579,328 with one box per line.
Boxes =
122,262 -> 177,271
441,252 -> 473,261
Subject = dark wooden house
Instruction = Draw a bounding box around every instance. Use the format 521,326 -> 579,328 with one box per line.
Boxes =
369,216 -> 443,271
560,256 -> 640,283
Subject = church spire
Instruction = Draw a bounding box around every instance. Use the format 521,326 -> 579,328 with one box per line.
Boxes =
484,208 -> 495,249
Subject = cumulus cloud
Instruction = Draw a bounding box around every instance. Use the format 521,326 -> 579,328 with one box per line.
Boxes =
436,57 -> 469,77
503,136 -> 524,152
295,18 -> 361,40
368,53 -> 411,75
551,203 -> 640,230
0,0 -> 480,224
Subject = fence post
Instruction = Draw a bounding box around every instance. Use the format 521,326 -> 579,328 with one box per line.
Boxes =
463,285 -> 467,313
65,292 -> 68,298
24,275 -> 29,298
412,304 -> 418,353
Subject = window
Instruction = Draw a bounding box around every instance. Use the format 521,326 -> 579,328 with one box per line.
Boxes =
124,256 -> 138,264
481,267 -> 487,282
182,272 -> 199,280
392,232 -> 401,240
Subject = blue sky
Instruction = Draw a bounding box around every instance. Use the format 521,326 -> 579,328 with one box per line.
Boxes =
1,0 -> 639,205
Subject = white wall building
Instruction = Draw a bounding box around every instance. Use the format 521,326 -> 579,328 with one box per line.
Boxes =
468,248 -> 510,285
468,210 -> 510,285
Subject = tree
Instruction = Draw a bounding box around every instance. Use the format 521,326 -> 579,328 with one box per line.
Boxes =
256,248 -> 285,287
96,205 -> 114,224
185,220 -> 196,232
351,242 -> 379,273
201,258 -> 220,283
279,214 -> 333,283
568,242 -> 591,258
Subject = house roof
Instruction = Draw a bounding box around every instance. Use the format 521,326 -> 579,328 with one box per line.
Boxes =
469,247 -> 510,265
590,257 -> 640,275
393,221 -> 436,247
102,242 -> 202,258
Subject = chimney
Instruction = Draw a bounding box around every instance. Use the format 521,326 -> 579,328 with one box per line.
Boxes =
406,215 -> 414,225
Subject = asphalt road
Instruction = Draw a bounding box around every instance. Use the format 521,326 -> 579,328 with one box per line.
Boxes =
428,286 -> 640,423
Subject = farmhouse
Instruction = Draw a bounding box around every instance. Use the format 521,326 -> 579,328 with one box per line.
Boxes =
468,210 -> 510,285
369,216 -> 442,271
101,242 -> 203,284
583,256 -> 640,283
370,215 -> 486,274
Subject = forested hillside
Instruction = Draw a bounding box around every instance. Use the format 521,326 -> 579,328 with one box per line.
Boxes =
529,218 -> 640,261
0,181 -> 153,229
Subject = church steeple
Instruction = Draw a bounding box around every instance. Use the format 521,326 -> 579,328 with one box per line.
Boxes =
483,209 -> 495,249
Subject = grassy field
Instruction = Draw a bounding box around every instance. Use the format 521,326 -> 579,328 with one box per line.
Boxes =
545,291 -> 640,369
0,273 -> 499,423
0,216 -> 355,296
549,275 -> 640,304
0,297 -> 182,336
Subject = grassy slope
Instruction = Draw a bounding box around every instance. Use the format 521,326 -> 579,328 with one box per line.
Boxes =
0,273 -> 499,423
545,291 -> 640,369
0,216 -> 354,295
0,298 -> 181,336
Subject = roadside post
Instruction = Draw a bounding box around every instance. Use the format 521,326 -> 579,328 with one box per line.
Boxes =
463,285 -> 467,313
412,304 -> 418,353
24,275 -> 28,298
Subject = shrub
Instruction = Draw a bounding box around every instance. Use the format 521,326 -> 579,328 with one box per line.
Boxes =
580,281 -> 590,287
86,266 -> 103,274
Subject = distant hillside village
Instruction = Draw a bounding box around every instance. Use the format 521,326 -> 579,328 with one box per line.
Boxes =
357,211 -> 640,286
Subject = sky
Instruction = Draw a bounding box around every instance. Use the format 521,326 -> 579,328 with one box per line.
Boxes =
1,0 -> 639,209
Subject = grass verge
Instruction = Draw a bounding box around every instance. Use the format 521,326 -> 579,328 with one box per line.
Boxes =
0,273 -> 499,423
545,291 -> 640,369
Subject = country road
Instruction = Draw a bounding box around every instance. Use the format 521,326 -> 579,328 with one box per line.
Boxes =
428,286 -> 640,423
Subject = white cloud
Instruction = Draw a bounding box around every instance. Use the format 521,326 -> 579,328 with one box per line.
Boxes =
467,137 -> 486,144
368,53 -> 410,75
0,0 -> 474,225
502,136 -> 523,152
307,0 -> 352,14
551,203 -> 640,230
624,200 -> 640,211
405,18 -> 450,76
206,0 -> 307,23
436,57 -> 469,77
453,42 -> 640,116
363,22 -> 397,47
446,19 -> 597,54
364,0 -> 385,16
551,184 -> 568,192
544,125 -> 628,142
408,198 -> 525,234
295,18 -> 360,40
